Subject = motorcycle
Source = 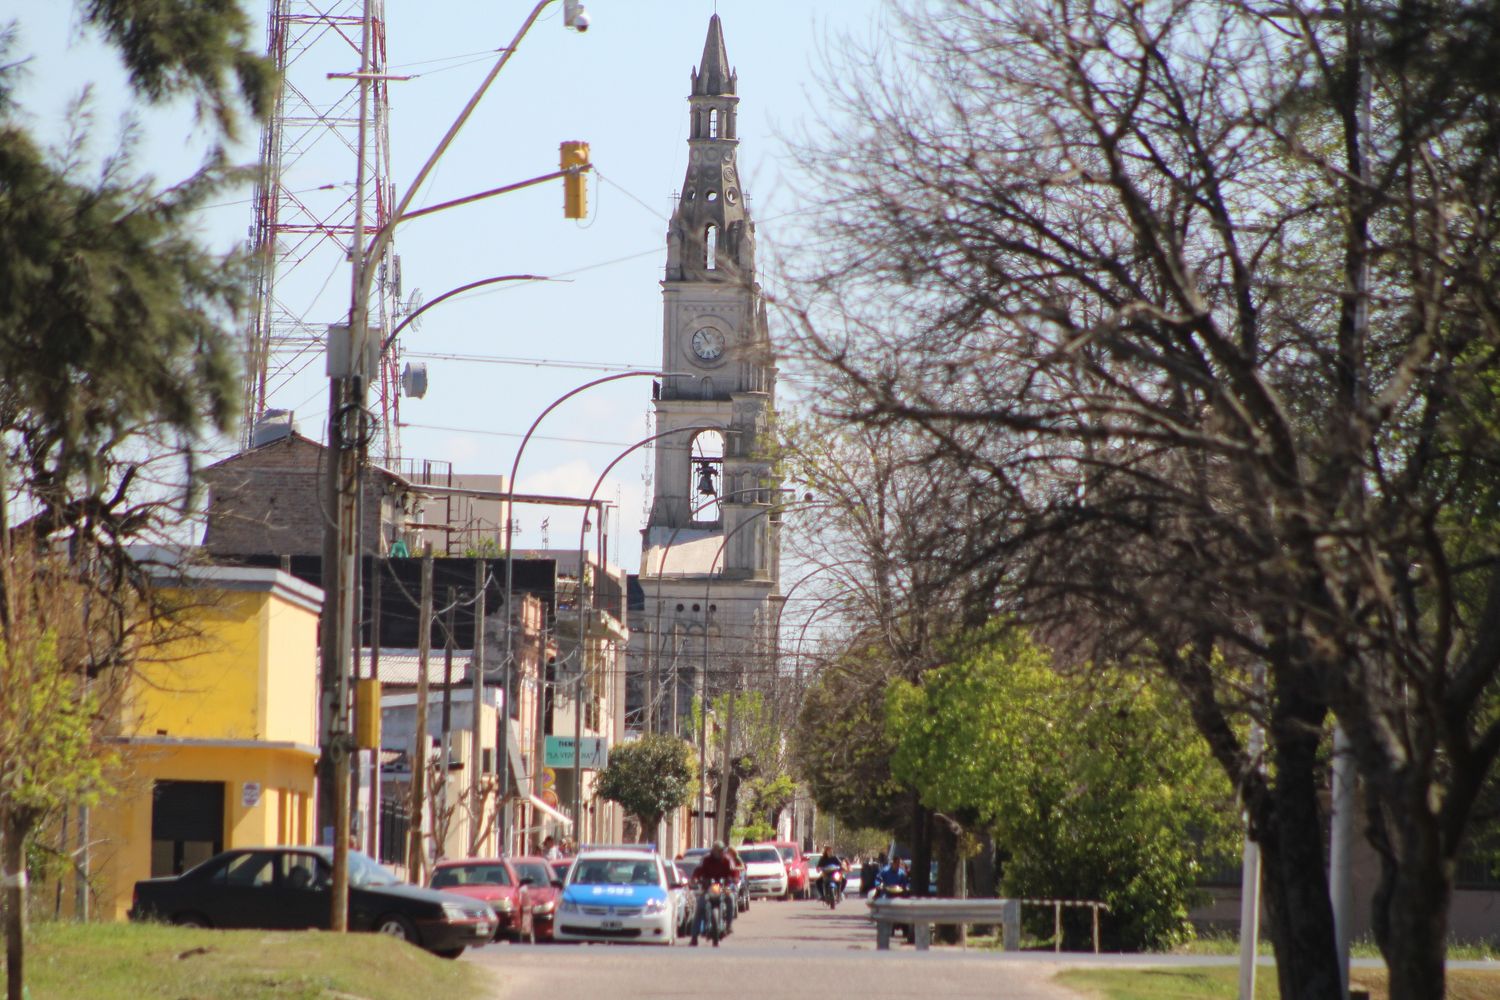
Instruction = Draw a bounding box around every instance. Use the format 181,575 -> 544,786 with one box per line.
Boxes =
819,865 -> 845,909
870,881 -> 913,941
696,879 -> 732,947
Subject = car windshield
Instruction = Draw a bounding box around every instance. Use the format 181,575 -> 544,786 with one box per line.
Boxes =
739,848 -> 781,864
570,859 -> 661,886
432,863 -> 509,888
347,852 -> 400,888
514,861 -> 554,887
776,846 -> 796,863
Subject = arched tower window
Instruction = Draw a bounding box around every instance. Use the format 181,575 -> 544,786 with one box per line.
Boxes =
709,108 -> 720,138
690,430 -> 724,524
704,225 -> 718,271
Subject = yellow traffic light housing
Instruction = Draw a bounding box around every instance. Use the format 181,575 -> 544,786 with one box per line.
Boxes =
354,678 -> 381,750
561,140 -> 590,219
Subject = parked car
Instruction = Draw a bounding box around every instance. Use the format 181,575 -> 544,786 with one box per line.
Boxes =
429,855 -> 560,942
669,861 -> 697,937
735,845 -> 789,900
554,849 -> 678,945
510,856 -> 564,941
770,842 -> 808,899
129,847 -> 494,958
550,858 -> 573,885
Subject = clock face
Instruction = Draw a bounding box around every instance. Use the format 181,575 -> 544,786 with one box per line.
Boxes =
691,327 -> 726,362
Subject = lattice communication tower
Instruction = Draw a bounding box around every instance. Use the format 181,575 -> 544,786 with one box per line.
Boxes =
244,0 -> 406,462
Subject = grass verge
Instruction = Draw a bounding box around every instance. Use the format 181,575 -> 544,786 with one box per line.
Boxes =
1056,965 -> 1500,1000
1175,932 -> 1500,962
7,921 -> 489,1000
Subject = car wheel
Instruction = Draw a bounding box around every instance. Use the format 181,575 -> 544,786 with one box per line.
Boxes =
375,913 -> 417,943
172,912 -> 211,928
432,948 -> 464,960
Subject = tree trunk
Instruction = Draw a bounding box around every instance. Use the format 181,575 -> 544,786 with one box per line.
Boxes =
970,833 -> 998,934
1371,788 -> 1450,1000
934,820 -> 962,943
3,810 -> 28,1000
1257,694 -> 1343,1000
911,796 -> 933,898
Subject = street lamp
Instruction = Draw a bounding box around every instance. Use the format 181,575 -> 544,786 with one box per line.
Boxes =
687,496 -> 827,844
568,425 -> 723,841
641,486 -> 800,735
496,370 -> 700,851
320,0 -> 589,931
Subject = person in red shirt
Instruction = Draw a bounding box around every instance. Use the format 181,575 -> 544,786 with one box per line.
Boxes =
689,841 -> 740,946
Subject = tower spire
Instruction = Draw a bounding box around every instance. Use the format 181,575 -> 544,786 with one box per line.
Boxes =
668,14 -> 753,283
692,13 -> 736,96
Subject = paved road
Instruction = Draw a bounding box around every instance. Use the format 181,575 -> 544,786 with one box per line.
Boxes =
465,894 -> 1088,1000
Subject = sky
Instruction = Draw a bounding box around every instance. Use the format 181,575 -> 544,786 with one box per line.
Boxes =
11,0 -> 890,574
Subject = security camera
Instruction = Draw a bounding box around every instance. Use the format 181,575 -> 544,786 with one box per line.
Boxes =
573,9 -> 590,31
563,0 -> 590,31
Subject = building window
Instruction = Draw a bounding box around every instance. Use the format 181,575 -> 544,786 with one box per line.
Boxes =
709,108 -> 720,138
704,225 -> 718,271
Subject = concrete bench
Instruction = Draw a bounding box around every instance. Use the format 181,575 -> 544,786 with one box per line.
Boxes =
867,897 -> 1107,952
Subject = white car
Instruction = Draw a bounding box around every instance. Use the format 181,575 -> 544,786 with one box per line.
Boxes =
554,850 -> 678,945
736,845 -> 789,899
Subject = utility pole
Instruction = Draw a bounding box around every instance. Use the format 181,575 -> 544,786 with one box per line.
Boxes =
440,586 -> 456,863
367,564 -> 382,858
408,545 -> 433,882
323,0 -> 591,900
317,0 -> 373,935
715,668 -> 735,839
470,560 -> 487,855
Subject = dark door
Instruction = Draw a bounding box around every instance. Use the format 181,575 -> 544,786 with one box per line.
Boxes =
150,780 -> 225,877
203,850 -> 282,928
276,851 -> 332,929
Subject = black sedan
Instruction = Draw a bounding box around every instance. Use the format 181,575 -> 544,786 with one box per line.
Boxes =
129,846 -> 495,958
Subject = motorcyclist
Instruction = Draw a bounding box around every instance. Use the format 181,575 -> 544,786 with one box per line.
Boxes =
689,841 -> 741,947
872,856 -> 911,896
814,844 -> 845,904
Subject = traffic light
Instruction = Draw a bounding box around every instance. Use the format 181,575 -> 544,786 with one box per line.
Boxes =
561,140 -> 590,220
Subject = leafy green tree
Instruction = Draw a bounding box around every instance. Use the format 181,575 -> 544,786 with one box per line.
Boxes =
792,650 -> 909,833
594,733 -> 697,835
0,7 -> 269,999
742,774 -> 797,831
886,626 -> 1237,950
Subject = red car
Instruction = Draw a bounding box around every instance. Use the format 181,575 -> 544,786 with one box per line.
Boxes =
429,856 -> 561,942
772,842 -> 809,900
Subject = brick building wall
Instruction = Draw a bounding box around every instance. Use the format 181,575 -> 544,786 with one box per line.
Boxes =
202,432 -> 417,557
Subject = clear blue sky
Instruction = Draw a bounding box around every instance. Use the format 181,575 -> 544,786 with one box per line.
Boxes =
12,0 -> 889,572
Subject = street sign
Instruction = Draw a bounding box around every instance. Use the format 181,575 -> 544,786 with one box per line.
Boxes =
544,736 -> 608,769
242,782 -> 262,809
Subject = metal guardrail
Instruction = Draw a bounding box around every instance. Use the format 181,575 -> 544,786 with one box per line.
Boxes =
867,896 -> 1109,953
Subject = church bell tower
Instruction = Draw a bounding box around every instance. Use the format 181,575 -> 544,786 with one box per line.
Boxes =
632,15 -> 781,751
648,12 -> 778,581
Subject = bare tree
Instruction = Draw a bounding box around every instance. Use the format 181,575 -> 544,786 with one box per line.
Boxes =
779,2 -> 1500,997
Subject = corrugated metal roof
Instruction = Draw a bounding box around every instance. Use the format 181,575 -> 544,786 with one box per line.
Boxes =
359,648 -> 473,686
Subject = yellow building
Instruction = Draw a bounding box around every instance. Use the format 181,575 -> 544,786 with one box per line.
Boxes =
90,565 -> 323,920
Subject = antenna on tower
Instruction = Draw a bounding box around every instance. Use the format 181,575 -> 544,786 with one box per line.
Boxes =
245,0 -> 406,462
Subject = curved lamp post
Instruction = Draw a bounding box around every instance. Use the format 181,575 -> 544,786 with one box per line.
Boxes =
495,370 -> 710,850
565,424 -> 724,841
641,486 -> 800,734
687,496 -> 828,843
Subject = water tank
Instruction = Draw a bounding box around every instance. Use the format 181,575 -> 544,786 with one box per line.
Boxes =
251,409 -> 298,448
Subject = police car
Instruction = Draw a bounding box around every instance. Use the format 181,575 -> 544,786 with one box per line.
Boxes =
554,848 -> 679,945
